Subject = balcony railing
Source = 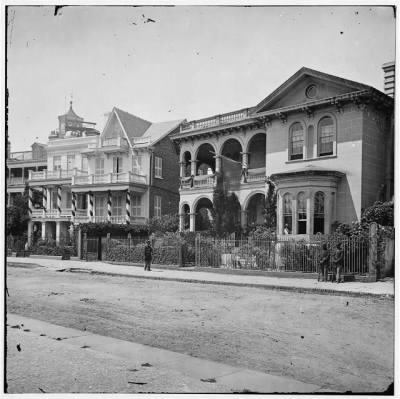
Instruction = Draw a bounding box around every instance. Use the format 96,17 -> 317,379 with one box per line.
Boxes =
72,172 -> 147,186
90,215 -> 148,225
181,108 -> 251,132
245,168 -> 266,183
7,177 -> 26,186
193,175 -> 217,188
30,169 -> 87,181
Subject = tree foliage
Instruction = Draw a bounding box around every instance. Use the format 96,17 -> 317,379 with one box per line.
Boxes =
7,191 -> 29,236
149,214 -> 179,234
78,222 -> 149,236
212,188 -> 241,237
264,179 -> 277,229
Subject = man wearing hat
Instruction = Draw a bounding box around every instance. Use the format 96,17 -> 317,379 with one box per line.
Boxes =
144,240 -> 153,271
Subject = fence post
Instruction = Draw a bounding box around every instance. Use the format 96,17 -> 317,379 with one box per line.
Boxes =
83,233 -> 88,261
128,233 -> 131,264
77,228 -> 82,259
106,233 -> 111,260
178,242 -> 183,267
368,222 -> 378,282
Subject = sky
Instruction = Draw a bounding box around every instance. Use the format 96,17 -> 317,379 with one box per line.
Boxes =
6,5 -> 396,152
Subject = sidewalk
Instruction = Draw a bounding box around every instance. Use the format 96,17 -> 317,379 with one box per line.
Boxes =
7,256 -> 394,297
6,314 -> 331,393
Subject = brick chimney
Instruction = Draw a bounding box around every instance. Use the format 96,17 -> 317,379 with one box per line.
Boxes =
382,61 -> 395,98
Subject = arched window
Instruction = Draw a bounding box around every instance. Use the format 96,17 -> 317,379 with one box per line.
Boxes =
289,123 -> 304,160
283,193 -> 292,233
314,191 -> 325,234
297,192 -> 307,234
318,117 -> 334,156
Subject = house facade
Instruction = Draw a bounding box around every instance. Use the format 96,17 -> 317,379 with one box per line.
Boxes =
171,66 -> 394,235
23,103 -> 183,244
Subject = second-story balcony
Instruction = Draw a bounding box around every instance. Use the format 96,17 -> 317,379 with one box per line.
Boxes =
72,171 -> 147,187
180,174 -> 217,190
29,169 -> 88,183
84,136 -> 129,154
7,177 -> 26,186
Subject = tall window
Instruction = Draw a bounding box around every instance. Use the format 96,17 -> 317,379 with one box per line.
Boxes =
133,155 -> 142,174
67,155 -> 75,170
77,194 -> 87,210
290,123 -> 304,160
318,117 -> 334,156
283,193 -> 292,232
155,156 -> 163,178
81,157 -> 88,172
95,196 -> 105,217
53,156 -> 61,171
113,156 -> 123,173
314,191 -> 325,234
95,158 -> 104,175
297,192 -> 307,234
112,195 -> 123,217
154,195 -> 162,217
131,195 -> 142,216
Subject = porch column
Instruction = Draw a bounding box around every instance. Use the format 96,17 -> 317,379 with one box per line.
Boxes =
190,160 -> 197,176
215,155 -> 221,174
241,152 -> 249,169
179,161 -> 186,178
71,192 -> 76,223
88,192 -> 94,222
240,209 -> 248,229
126,190 -> 131,224
56,221 -> 61,245
324,191 -> 332,234
179,213 -> 185,232
57,186 -> 62,218
291,194 -> 297,235
42,186 -> 47,218
28,187 -> 33,219
46,188 -> 51,211
276,192 -> 283,235
306,190 -> 313,235
27,221 -> 33,247
107,190 -> 112,223
41,222 -> 46,240
189,213 -> 196,232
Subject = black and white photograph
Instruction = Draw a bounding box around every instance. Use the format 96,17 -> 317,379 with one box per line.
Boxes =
4,4 -> 396,395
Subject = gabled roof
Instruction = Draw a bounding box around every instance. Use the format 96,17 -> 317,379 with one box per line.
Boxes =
113,107 -> 152,145
252,67 -> 372,114
141,119 -> 184,146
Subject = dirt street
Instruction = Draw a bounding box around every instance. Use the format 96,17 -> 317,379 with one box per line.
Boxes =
6,263 -> 394,393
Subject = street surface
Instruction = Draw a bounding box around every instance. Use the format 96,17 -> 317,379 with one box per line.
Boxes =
6,262 -> 394,393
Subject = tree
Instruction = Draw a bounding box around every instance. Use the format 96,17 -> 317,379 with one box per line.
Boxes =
149,214 -> 179,234
264,179 -> 277,229
212,188 -> 241,237
7,191 -> 29,236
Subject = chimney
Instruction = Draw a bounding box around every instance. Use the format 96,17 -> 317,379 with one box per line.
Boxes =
382,61 -> 395,98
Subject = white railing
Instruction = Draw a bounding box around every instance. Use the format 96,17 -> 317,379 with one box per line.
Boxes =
92,215 -> 148,224
72,172 -> 147,186
9,151 -> 33,161
181,108 -> 251,132
29,169 -> 86,181
193,175 -> 216,188
45,209 -> 58,218
61,208 -> 72,217
31,209 -> 43,217
7,177 -> 25,185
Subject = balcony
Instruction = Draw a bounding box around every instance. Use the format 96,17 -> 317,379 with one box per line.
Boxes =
30,169 -> 87,181
9,151 -> 33,161
7,177 -> 26,186
180,174 -> 217,190
72,172 -> 147,186
88,215 -> 148,224
84,137 -> 129,153
245,168 -> 266,183
181,108 -> 252,132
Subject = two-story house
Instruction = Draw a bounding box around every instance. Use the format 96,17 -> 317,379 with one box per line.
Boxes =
25,103 -> 183,244
171,65 -> 394,235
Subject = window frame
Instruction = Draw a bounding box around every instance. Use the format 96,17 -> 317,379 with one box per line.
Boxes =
154,195 -> 162,217
297,192 -> 307,234
289,122 -> 305,161
317,115 -> 336,158
154,156 -> 163,179
95,157 -> 105,175
131,195 -> 142,216
53,156 -> 61,171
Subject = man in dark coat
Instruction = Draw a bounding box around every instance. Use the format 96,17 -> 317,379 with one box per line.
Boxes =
318,243 -> 330,282
332,242 -> 344,283
144,240 -> 153,271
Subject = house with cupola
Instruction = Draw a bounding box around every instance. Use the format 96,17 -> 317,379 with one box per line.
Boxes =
171,64 -> 394,235
24,102 -> 183,244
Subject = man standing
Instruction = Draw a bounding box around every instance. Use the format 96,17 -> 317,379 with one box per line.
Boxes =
318,243 -> 330,282
332,242 -> 344,283
144,240 -> 153,271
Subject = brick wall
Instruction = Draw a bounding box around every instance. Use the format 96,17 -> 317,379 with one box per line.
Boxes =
361,107 -> 392,209
149,132 -> 180,218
